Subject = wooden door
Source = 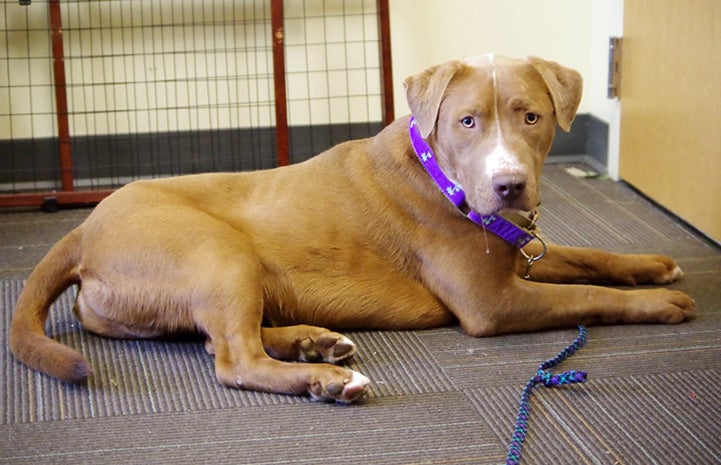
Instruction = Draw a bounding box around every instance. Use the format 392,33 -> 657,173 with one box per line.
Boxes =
619,0 -> 721,242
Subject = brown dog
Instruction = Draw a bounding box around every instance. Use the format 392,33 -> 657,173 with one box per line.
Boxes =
10,55 -> 695,403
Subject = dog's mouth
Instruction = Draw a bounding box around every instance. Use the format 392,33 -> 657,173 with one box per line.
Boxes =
467,196 -> 540,217
462,198 -> 539,222
497,207 -> 540,227
483,207 -> 541,236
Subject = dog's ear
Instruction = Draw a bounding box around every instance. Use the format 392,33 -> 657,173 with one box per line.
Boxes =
404,60 -> 464,138
528,57 -> 583,132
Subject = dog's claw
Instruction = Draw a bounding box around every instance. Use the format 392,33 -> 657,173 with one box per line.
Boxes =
204,338 -> 215,355
666,265 -> 684,283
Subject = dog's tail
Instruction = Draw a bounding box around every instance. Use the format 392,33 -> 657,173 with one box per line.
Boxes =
9,226 -> 92,384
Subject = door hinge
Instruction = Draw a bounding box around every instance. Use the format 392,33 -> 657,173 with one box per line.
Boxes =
608,37 -> 622,99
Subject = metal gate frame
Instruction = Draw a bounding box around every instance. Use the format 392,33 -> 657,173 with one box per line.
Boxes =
0,0 -> 394,208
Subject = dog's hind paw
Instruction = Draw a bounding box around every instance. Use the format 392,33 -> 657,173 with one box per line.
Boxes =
309,370 -> 370,404
299,334 -> 356,364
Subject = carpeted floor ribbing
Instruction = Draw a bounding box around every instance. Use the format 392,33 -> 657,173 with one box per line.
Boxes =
1,164 -> 720,464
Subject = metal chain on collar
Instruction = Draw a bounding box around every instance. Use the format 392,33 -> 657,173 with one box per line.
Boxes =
520,233 -> 547,280
513,210 -> 546,280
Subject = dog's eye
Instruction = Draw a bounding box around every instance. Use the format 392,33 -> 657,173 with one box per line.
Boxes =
461,116 -> 475,128
524,112 -> 539,125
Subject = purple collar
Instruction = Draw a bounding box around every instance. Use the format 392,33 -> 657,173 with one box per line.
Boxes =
408,116 -> 539,249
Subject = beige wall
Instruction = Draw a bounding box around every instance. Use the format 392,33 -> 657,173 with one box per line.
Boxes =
389,0 -> 623,125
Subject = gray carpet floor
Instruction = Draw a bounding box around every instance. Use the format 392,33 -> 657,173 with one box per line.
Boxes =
1,164 -> 720,464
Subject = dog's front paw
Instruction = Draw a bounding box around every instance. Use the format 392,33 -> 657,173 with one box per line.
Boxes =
299,333 -> 356,364
645,254 -> 684,284
309,369 -> 370,404
624,254 -> 684,285
628,288 -> 696,323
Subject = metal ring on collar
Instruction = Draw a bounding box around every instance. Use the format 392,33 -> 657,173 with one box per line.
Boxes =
520,233 -> 547,279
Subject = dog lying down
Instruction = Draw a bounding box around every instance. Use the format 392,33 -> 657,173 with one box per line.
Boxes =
10,55 -> 695,403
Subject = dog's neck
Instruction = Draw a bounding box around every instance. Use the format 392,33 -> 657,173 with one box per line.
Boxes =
408,116 -> 538,249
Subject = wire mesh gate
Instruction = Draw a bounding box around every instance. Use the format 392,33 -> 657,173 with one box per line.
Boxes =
0,0 -> 393,208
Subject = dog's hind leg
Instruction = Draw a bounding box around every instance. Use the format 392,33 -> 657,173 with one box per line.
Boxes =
73,289 -> 166,339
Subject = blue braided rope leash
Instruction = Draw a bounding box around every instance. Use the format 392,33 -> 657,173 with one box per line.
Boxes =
505,325 -> 589,465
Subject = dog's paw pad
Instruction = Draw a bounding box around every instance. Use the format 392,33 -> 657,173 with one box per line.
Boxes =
325,382 -> 345,397
299,334 -> 356,364
299,338 -> 322,362
309,371 -> 370,404
324,335 -> 356,360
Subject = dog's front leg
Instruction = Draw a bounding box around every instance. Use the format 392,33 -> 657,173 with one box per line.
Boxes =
205,322 -> 368,403
517,242 -> 684,285
459,278 -> 695,337
195,266 -> 369,403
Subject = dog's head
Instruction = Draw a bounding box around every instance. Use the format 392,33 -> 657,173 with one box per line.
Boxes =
404,55 -> 582,215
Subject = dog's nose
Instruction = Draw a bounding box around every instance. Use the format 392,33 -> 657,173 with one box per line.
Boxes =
492,173 -> 526,201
